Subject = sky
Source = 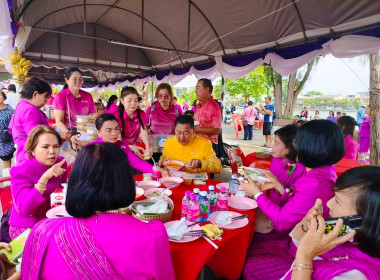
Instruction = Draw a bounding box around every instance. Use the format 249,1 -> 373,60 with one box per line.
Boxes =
174,54 -> 370,96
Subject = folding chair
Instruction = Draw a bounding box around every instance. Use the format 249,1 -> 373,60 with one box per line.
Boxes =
0,177 -> 12,214
227,147 -> 250,173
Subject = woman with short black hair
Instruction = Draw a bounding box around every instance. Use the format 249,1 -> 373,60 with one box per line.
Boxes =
288,165 -> 380,279
104,94 -> 118,117
21,143 -> 175,280
8,77 -> 52,165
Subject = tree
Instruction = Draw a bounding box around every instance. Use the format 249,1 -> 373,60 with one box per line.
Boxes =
178,87 -> 197,106
224,67 -> 267,103
340,98 -> 349,109
369,52 -> 380,165
284,59 -> 317,117
351,99 -> 362,109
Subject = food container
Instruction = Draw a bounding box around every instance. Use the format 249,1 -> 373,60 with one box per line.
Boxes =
143,173 -> 152,181
159,177 -> 184,188
163,160 -> 184,172
76,115 -> 90,123
86,127 -> 96,135
193,173 -> 208,185
77,128 -> 87,133
88,114 -> 96,122
51,187 -> 66,208
76,122 -> 87,127
131,197 -> 174,223
243,167 -> 264,180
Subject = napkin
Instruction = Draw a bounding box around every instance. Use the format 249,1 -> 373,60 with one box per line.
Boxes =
167,218 -> 190,240
136,200 -> 169,214
235,190 -> 246,197
215,212 -> 233,225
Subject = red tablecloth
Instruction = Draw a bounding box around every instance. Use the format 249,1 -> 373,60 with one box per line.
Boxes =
334,157 -> 363,177
135,176 -> 257,280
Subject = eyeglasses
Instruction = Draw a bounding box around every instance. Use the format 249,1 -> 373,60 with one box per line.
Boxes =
70,78 -> 84,84
102,128 -> 120,135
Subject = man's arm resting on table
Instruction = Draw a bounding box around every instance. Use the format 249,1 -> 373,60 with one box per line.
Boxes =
194,126 -> 221,135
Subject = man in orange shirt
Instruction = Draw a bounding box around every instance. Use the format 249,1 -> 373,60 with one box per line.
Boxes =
194,79 -> 222,157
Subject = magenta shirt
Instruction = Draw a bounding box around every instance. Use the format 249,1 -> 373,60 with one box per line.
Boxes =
9,156 -> 67,229
115,110 -> 147,145
257,165 -> 336,232
194,99 -> 222,144
242,107 -> 258,125
146,102 -> 182,135
104,103 -> 119,117
89,138 -> 152,173
344,135 -> 358,160
34,215 -> 175,280
53,88 -> 96,128
8,99 -> 49,165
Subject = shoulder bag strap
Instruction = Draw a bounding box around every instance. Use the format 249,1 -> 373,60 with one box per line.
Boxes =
66,94 -> 72,130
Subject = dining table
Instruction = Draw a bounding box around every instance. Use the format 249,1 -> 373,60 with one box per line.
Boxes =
134,175 -> 257,280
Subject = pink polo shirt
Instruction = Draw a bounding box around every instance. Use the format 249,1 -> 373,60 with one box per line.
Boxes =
194,99 -> 222,144
104,103 -> 119,117
53,88 -> 96,129
146,102 -> 182,135
8,100 -> 49,165
115,109 -> 147,145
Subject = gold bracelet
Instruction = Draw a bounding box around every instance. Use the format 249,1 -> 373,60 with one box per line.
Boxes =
38,180 -> 47,185
292,267 -> 313,272
34,184 -> 46,192
293,263 -> 312,268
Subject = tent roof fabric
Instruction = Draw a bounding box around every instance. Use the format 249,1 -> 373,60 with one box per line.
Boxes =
9,0 -> 380,85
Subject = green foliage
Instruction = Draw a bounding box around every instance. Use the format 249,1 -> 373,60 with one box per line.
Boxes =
224,67 -> 267,101
307,90 -> 323,96
99,88 -> 120,103
351,99 -> 362,109
178,87 -> 197,106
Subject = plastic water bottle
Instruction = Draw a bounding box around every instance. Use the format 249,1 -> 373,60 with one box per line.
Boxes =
152,163 -> 160,181
199,191 -> 210,222
193,188 -> 200,200
216,187 -> 229,211
187,194 -> 200,222
229,174 -> 239,196
181,191 -> 192,218
208,185 -> 217,213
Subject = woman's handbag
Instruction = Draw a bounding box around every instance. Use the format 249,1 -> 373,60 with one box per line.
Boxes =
242,119 -> 248,127
0,130 -> 12,142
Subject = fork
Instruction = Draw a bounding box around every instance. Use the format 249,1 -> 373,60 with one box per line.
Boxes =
232,214 -> 248,221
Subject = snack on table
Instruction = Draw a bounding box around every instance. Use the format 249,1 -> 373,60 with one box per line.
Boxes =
201,224 -> 223,240
164,160 -> 184,171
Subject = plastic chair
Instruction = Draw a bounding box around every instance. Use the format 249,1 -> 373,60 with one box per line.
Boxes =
67,162 -> 73,180
0,177 -> 12,213
231,113 -> 243,140
227,148 -> 250,173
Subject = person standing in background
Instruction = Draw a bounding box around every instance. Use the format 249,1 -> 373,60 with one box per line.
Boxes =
260,96 -> 275,147
358,105 -> 370,164
182,99 -> 190,112
300,107 -> 308,120
242,101 -> 257,140
356,105 -> 367,128
194,79 -> 222,156
327,111 -> 336,122
172,96 -> 184,115
5,84 -> 20,110
230,101 -> 236,113
104,95 -> 119,118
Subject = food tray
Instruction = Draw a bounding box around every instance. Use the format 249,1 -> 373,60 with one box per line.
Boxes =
131,197 -> 174,223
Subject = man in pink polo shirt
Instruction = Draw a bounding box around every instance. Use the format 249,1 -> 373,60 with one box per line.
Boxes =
194,79 -> 222,157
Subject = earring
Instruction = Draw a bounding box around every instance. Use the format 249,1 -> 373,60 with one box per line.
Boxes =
32,152 -> 35,157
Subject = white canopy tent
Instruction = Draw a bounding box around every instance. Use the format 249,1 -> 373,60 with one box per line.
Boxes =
1,0 -> 380,91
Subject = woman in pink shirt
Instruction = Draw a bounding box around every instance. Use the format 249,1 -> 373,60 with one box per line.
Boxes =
146,83 -> 182,161
21,142 -> 175,280
116,86 -> 151,158
9,126 -> 67,239
242,101 -> 257,140
104,94 -> 118,117
8,77 -> 52,165
88,113 -> 153,173
242,120 -> 345,280
53,67 -> 96,146
337,116 -> 358,160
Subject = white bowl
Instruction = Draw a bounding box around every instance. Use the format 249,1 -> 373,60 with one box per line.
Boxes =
136,180 -> 161,189
144,188 -> 173,198
159,177 -> 184,188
